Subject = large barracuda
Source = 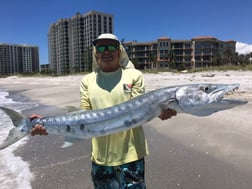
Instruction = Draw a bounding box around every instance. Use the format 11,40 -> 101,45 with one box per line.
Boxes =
0,83 -> 248,150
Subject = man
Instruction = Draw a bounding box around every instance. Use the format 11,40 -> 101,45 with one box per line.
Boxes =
32,33 -> 176,188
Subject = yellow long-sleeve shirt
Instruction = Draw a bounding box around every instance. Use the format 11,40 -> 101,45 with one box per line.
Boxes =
80,68 -> 149,166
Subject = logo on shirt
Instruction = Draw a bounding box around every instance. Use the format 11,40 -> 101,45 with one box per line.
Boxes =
123,84 -> 133,93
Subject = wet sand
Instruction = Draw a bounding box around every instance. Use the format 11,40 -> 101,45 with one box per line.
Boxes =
1,71 -> 252,189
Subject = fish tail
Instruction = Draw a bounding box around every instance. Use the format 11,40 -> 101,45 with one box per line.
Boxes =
0,107 -> 30,150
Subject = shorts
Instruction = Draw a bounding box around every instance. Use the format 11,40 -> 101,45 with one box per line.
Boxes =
91,158 -> 146,189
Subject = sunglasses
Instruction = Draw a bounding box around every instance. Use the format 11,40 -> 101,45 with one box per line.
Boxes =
96,44 -> 118,53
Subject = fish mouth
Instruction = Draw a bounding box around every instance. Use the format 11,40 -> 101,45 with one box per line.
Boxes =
209,84 -> 246,103
221,84 -> 239,92
210,84 -> 239,96
209,84 -> 239,94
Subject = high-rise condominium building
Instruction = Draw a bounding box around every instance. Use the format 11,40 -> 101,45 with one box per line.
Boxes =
48,11 -> 114,74
0,43 -> 39,76
124,36 -> 236,70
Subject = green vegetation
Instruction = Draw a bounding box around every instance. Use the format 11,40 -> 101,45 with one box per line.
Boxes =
143,51 -> 252,74
190,64 -> 252,73
142,64 -> 252,74
5,64 -> 252,77
188,64 -> 252,72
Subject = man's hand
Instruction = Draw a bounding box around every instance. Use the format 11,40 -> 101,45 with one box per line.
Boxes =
159,108 -> 177,120
31,125 -> 48,136
30,114 -> 48,136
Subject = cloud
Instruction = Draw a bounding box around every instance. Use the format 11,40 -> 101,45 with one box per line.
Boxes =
236,42 -> 252,55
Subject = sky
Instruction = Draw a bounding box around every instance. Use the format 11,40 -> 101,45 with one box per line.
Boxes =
1,0 -> 252,64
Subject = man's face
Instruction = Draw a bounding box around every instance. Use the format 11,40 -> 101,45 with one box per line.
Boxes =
95,39 -> 120,72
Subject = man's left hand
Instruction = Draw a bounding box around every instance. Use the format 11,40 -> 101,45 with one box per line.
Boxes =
159,108 -> 177,120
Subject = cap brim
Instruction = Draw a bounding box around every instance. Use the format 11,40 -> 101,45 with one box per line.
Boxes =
93,38 -> 120,46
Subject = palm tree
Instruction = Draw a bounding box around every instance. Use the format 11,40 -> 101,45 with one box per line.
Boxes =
223,49 -> 234,65
148,52 -> 155,70
131,58 -> 141,69
212,52 -> 222,66
167,50 -> 176,69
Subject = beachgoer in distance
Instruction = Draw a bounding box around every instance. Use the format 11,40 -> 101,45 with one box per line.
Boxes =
31,33 -> 177,188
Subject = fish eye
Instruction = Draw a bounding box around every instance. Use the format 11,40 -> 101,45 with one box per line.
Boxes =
199,86 -> 210,91
204,85 -> 217,92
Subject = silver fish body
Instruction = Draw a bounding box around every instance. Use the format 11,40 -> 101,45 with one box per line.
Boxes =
0,83 -> 248,150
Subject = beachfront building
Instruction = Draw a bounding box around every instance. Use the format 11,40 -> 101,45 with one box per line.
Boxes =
40,64 -> 50,74
48,11 -> 114,75
124,36 -> 236,70
0,43 -> 39,76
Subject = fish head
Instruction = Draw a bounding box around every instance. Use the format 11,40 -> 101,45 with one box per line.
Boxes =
175,84 -> 248,116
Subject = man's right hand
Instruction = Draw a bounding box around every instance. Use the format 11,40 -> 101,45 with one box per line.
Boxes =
31,125 -> 48,136
30,114 -> 48,136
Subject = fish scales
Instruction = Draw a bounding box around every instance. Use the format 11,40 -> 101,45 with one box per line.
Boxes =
0,83 -> 248,150
30,87 -> 176,138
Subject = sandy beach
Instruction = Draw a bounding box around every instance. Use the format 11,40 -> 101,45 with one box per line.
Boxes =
0,70 -> 252,189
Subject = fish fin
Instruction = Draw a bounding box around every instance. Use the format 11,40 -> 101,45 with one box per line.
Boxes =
60,136 -> 80,148
65,106 -> 80,113
61,141 -> 74,148
0,128 -> 29,150
160,99 -> 184,113
65,106 -> 88,115
160,99 -> 175,109
0,107 -> 30,150
0,106 -> 26,126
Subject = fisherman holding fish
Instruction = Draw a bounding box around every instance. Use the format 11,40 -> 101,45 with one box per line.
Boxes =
0,33 -> 247,188
32,33 -> 177,188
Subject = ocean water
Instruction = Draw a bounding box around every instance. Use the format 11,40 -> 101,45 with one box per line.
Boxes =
0,88 -> 38,189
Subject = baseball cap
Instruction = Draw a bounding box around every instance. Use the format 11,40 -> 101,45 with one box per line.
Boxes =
93,33 -> 120,46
